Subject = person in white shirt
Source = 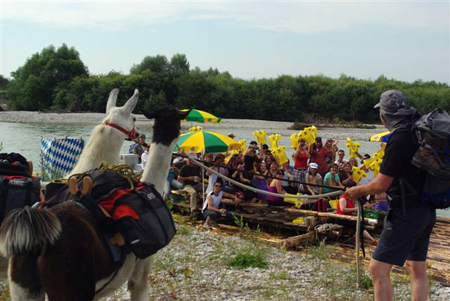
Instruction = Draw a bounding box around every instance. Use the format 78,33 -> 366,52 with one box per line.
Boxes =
334,149 -> 348,166
202,180 -> 241,229
140,144 -> 150,168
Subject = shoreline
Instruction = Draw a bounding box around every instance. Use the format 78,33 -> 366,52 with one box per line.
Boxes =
0,111 -> 385,130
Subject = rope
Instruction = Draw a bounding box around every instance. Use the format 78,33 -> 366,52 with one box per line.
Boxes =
314,223 -> 342,234
63,161 -> 141,190
98,162 -> 141,189
190,158 -> 343,205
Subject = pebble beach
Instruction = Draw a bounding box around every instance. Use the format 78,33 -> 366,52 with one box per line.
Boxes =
102,222 -> 450,301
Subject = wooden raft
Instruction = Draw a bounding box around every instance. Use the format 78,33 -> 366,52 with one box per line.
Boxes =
169,191 -> 450,286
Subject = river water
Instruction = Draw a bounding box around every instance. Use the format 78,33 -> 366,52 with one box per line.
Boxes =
1,120 -> 448,217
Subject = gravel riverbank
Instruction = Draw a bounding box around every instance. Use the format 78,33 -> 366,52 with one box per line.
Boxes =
102,222 -> 450,301
0,111 -> 295,130
0,111 -> 385,130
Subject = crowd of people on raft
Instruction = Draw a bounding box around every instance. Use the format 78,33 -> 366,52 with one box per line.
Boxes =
129,134 -> 387,233
129,133 -> 386,233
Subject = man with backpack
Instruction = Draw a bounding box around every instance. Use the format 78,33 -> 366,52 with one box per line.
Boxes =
346,90 -> 437,301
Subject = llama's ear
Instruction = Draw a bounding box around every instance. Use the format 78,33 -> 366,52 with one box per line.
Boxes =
143,109 -> 157,120
123,89 -> 139,115
106,88 -> 119,115
179,109 -> 191,120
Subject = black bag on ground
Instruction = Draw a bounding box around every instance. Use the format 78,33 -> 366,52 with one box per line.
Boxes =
0,153 -> 40,223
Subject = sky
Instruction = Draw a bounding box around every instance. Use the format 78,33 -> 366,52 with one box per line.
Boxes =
1,0 -> 449,84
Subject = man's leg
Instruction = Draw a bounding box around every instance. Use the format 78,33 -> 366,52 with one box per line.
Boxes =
183,185 -> 197,213
369,258 -> 393,301
405,260 -> 429,301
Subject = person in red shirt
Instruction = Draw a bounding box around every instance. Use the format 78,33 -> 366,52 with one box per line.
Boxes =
292,138 -> 310,192
310,137 -> 334,177
337,192 -> 376,244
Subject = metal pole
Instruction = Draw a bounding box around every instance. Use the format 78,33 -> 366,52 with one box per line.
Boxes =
355,200 -> 361,289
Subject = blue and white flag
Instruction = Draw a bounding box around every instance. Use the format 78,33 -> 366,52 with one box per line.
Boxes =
41,138 -> 85,180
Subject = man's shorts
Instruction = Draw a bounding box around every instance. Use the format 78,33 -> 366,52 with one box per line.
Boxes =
373,205 -> 436,267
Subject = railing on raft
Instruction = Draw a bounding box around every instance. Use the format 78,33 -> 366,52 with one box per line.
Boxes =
189,158 -> 364,288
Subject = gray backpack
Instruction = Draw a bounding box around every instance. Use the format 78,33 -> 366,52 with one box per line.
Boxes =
411,109 -> 450,209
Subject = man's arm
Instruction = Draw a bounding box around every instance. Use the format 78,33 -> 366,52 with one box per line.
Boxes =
345,173 -> 394,200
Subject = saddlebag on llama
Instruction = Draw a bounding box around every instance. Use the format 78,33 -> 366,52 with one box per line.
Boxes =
44,164 -> 176,259
0,153 -> 41,223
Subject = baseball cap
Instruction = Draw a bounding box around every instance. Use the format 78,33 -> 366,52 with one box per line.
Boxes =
139,134 -> 146,138
309,162 -> 319,169
374,90 -> 406,112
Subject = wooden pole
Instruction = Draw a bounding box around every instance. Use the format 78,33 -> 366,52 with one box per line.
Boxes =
355,200 -> 361,289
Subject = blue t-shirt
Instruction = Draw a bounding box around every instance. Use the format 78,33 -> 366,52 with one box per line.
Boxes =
323,172 -> 339,193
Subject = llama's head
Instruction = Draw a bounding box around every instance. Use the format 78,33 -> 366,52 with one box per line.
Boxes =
143,107 -> 191,146
103,89 -> 139,141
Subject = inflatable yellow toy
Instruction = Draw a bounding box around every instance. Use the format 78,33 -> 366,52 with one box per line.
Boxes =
189,126 -> 203,132
252,130 -> 267,145
283,193 -> 304,209
369,159 -> 382,176
292,217 -> 304,225
352,166 -> 368,184
290,133 -> 301,149
225,150 -> 239,164
269,134 -> 281,149
299,125 -> 317,146
346,137 -> 361,158
364,143 -> 386,176
238,139 -> 246,153
272,146 -> 289,165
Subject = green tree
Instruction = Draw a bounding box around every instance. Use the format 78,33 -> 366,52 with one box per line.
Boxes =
130,55 -> 169,75
8,44 -> 88,110
0,75 -> 9,90
169,53 -> 190,75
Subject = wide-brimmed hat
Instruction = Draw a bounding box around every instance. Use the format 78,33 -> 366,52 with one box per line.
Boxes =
227,133 -> 236,139
374,90 -> 406,112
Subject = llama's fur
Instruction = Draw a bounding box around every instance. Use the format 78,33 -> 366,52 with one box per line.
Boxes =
0,107 -> 189,301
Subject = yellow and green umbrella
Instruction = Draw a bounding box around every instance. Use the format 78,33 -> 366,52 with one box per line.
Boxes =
182,109 -> 222,124
370,131 -> 391,142
175,131 -> 239,153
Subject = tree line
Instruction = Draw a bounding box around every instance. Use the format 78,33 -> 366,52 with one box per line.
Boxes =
2,44 -> 449,123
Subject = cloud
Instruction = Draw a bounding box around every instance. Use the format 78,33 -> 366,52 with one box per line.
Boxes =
2,0 -> 448,34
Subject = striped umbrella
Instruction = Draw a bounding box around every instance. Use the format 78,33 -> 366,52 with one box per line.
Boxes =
175,131 -> 239,153
182,109 -> 222,124
370,131 -> 391,142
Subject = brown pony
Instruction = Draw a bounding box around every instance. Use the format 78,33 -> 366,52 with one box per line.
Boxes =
0,107 -> 189,300
0,88 -> 139,281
